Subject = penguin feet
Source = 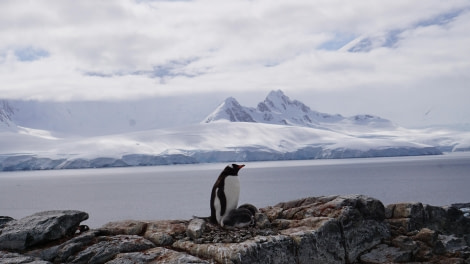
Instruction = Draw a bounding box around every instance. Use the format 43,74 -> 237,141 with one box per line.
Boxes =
222,204 -> 258,229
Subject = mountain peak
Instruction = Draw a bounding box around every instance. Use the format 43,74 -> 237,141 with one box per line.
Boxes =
203,97 -> 255,123
202,90 -> 393,130
259,90 -> 311,114
266,89 -> 286,100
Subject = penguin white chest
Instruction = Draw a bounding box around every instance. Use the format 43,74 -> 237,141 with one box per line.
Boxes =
223,175 -> 240,212
214,175 -> 240,224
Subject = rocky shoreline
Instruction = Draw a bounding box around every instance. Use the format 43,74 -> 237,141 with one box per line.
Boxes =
1,195 -> 469,263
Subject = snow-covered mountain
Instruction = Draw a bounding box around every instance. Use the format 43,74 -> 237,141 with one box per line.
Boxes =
0,122 -> 453,171
2,96 -> 219,136
203,90 -> 394,131
0,90 -> 469,171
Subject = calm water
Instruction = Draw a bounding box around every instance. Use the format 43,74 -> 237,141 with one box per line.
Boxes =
1,153 -> 469,228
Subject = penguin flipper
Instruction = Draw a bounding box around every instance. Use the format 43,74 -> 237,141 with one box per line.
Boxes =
217,187 -> 227,216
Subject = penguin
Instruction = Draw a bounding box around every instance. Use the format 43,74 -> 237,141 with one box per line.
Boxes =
237,203 -> 259,216
210,164 -> 245,226
222,203 -> 258,228
222,207 -> 254,228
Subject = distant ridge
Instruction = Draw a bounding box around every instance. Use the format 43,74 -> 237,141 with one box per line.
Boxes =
203,90 -> 394,131
0,100 -> 17,130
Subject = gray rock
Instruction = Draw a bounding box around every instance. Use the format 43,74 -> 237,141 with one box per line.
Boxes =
68,235 -> 154,264
173,234 -> 301,264
186,218 -> 206,240
392,235 -> 419,254
439,234 -> 470,254
172,195 -> 389,264
34,231 -> 99,262
360,244 -> 413,263
0,210 -> 88,250
99,220 -> 147,236
273,195 -> 390,263
255,213 -> 271,229
0,251 -> 52,264
0,216 -> 14,228
144,220 -> 187,246
107,247 -> 210,264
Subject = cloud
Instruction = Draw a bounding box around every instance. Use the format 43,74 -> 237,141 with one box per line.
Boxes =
0,0 -> 469,126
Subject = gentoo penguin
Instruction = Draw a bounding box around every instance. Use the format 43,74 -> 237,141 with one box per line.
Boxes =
222,203 -> 258,228
238,203 -> 259,216
210,164 -> 245,225
222,208 -> 254,228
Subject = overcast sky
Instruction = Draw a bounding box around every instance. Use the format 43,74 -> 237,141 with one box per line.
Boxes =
1,0 -> 469,127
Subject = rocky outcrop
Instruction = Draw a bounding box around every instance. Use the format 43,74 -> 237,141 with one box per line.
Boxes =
0,210 -> 88,251
0,195 -> 469,264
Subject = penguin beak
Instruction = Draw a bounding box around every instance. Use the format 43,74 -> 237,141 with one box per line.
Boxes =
237,164 -> 245,169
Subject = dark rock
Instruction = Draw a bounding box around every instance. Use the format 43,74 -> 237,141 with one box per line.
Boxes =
32,230 -> 99,262
67,235 -> 154,264
2,196 -> 469,264
0,210 -> 88,250
0,251 -> 52,264
392,235 -> 419,254
439,234 -> 470,254
0,216 -> 14,228
360,244 -> 413,263
108,247 -> 209,263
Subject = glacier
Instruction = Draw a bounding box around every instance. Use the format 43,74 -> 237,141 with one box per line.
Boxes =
0,122 -> 453,171
0,91 -> 469,171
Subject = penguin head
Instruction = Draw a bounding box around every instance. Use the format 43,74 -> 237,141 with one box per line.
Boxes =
223,164 -> 245,176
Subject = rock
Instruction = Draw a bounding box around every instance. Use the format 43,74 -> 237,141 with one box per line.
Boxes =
413,228 -> 438,246
108,247 -> 209,263
413,228 -> 438,247
392,235 -> 419,254
0,251 -> 52,264
387,202 -> 470,235
143,220 -> 187,246
386,202 -> 425,232
0,210 -> 88,250
0,216 -> 14,228
173,234 -> 301,264
172,195 -> 389,264
439,234 -> 470,254
2,195 -> 469,264
272,195 -> 390,262
68,235 -> 154,263
186,218 -> 206,240
360,244 -> 413,263
255,212 -> 271,229
99,220 -> 147,236
32,230 -> 99,262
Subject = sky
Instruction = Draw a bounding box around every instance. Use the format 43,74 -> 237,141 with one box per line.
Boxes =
1,0 -> 469,128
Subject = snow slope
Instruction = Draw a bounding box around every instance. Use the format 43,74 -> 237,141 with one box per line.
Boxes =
0,121 -> 457,171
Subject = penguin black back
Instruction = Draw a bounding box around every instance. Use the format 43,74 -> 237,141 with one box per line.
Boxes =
210,164 -> 245,224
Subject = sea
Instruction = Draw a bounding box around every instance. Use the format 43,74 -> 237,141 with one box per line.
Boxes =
1,152 -> 469,228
